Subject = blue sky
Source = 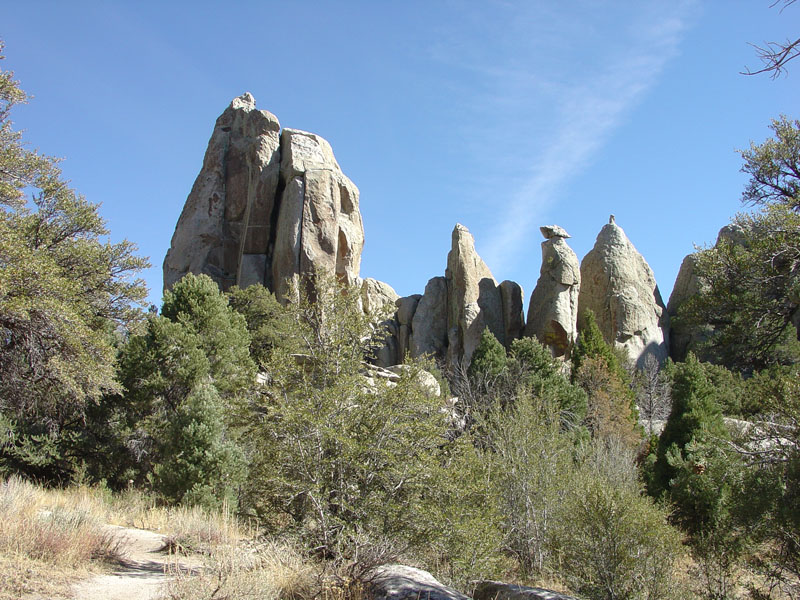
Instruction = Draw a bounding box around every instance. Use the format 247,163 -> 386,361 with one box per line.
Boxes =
4,1 -> 799,308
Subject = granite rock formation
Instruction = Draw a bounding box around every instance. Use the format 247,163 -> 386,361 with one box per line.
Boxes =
525,225 -> 580,357
410,276 -> 449,359
163,93 -> 364,301
578,217 -> 669,366
666,223 -> 752,361
445,224 -> 506,366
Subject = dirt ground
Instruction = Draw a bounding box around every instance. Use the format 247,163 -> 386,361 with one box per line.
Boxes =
70,525 -> 203,600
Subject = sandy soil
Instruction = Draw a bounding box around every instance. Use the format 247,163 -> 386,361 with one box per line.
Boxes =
70,526 -> 203,600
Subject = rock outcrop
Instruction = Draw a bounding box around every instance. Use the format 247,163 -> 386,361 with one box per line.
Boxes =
445,224 -> 506,366
578,217 -> 669,366
525,225 -> 580,357
500,280 -> 526,344
371,225 -> 522,369
666,254 -> 703,361
361,278 -> 400,366
410,276 -> 449,359
163,94 -> 364,301
666,223 -> 754,361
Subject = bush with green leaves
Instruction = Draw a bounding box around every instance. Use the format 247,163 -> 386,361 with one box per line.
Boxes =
244,272 -> 500,577
553,441 -> 683,600
486,390 -> 577,577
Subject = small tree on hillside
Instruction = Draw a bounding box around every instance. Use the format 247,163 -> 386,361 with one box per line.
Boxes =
652,353 -> 728,500
634,354 -> 672,435
116,274 -> 251,506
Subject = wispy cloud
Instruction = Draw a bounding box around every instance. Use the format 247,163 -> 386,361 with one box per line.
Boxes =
431,1 -> 698,274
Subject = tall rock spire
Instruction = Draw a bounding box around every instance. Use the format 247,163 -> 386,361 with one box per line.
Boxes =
578,219 -> 669,366
525,225 -> 580,357
163,94 -> 364,301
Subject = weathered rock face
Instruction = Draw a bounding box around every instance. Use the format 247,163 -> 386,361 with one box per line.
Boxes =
525,225 -> 580,357
410,276 -> 448,359
361,278 -> 399,315
666,253 -> 703,361
500,280 -> 525,345
445,224 -> 506,367
578,218 -> 669,366
360,278 -> 400,367
163,94 -> 364,301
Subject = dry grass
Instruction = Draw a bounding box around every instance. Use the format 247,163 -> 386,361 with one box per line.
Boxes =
107,489 -> 252,553
0,476 -> 125,598
0,476 -> 122,566
160,538 -> 316,600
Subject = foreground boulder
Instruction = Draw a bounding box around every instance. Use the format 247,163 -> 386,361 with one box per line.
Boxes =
474,581 -> 579,600
164,93 -> 364,301
525,225 -> 580,357
578,217 -> 668,366
366,565 -> 468,600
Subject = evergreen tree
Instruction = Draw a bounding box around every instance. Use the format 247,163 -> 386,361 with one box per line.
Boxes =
468,328 -> 507,380
226,283 -> 288,367
0,42 -> 149,481
115,274 -> 252,504
154,382 -> 245,510
652,353 -> 728,500
161,273 -> 255,396
509,336 -> 587,423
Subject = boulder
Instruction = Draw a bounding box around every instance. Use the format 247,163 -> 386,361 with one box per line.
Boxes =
473,581 -> 579,600
395,295 -> 422,360
164,94 -> 364,303
666,254 -> 704,361
445,224 -> 505,367
410,276 -> 449,359
361,278 -> 400,316
361,279 -> 401,367
385,365 -> 441,397
525,225 -> 580,357
366,565 -> 468,600
578,217 -> 669,367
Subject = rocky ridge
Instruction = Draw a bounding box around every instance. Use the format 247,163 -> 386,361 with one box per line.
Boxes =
165,96 -> 678,369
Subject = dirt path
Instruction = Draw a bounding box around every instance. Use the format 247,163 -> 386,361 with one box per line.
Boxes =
70,526 -> 202,600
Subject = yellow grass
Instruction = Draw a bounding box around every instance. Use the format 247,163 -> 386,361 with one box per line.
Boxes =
0,476 -> 121,566
107,488 -> 253,552
160,538 -> 316,600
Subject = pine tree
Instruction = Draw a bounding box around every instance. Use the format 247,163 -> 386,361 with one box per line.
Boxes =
652,353 -> 727,498
0,42 -> 149,481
